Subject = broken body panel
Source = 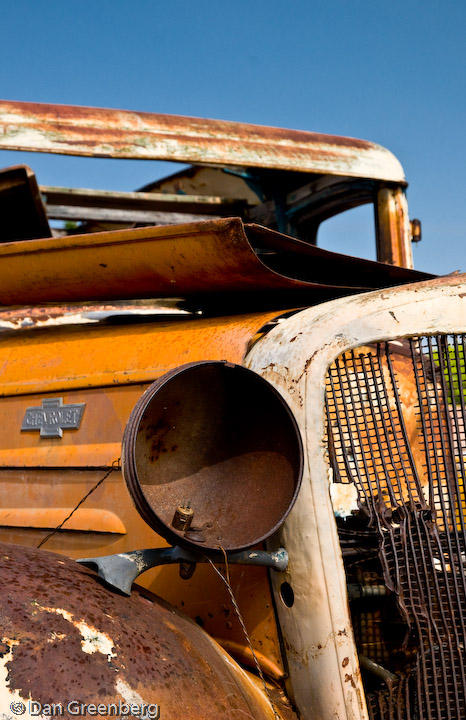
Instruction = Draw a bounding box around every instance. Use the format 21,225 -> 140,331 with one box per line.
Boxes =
0,100 -> 414,266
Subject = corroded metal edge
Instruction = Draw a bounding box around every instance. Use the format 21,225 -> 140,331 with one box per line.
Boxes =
0,218 -> 431,307
0,100 -> 405,182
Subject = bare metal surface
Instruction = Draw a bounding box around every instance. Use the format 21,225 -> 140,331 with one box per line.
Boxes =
123,361 -> 303,552
0,100 -> 405,182
0,542 -> 281,719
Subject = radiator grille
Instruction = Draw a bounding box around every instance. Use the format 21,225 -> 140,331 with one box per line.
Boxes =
325,335 -> 466,720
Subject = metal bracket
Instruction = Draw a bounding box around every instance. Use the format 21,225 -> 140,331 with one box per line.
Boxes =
77,546 -> 288,596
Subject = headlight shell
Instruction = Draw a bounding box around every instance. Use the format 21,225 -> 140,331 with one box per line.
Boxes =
123,360 -> 303,553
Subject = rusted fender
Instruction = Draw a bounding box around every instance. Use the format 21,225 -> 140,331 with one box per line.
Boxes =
0,99 -> 405,182
0,542 -> 281,719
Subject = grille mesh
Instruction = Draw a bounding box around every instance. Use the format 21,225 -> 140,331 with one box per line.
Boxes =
325,335 -> 466,719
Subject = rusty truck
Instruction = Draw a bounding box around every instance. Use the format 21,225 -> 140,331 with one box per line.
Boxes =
0,100 -> 463,720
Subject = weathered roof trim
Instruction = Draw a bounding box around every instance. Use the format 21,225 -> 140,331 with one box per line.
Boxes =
0,100 -> 406,183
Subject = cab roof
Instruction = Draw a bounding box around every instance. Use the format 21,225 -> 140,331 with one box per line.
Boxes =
0,100 -> 405,184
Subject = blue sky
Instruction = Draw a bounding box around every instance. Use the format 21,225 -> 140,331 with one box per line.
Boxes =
0,0 -> 464,273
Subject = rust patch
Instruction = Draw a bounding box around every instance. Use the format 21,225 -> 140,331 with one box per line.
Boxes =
0,542 -> 276,718
0,100 -> 405,182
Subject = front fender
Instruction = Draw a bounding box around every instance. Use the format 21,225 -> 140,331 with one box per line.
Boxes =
0,543 -> 281,720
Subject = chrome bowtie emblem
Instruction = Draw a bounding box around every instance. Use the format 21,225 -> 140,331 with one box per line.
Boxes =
21,398 -> 85,438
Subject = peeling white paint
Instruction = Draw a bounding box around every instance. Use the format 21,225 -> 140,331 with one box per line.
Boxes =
38,606 -> 73,622
47,632 -> 66,643
0,638 -> 49,720
115,678 -> 144,705
330,482 -> 359,518
38,607 -> 116,661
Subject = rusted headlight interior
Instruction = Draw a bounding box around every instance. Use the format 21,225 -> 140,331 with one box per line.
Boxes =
123,360 -> 303,553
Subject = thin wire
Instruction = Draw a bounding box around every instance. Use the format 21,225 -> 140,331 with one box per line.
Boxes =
206,548 -> 281,720
36,470 -> 280,716
37,459 -> 121,549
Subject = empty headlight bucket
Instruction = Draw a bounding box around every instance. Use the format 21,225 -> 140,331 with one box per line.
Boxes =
122,360 -> 303,553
